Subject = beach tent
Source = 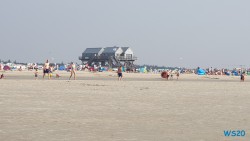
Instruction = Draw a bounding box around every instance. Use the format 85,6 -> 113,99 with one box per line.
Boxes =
58,65 -> 66,71
99,67 -> 105,72
225,72 -> 231,76
97,67 -> 104,72
140,67 -> 147,73
3,65 -> 11,71
197,68 -> 206,75
101,67 -> 108,72
232,70 -> 239,76
3,66 -> 11,71
139,68 -> 144,73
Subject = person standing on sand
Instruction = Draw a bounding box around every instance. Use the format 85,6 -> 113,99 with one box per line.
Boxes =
43,59 -> 50,79
0,73 -> 4,79
170,71 -> 173,80
165,71 -> 169,80
241,72 -> 245,82
117,66 -> 123,81
69,62 -> 76,80
176,71 -> 180,80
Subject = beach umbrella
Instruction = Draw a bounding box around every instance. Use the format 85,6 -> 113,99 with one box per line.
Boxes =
58,65 -> 66,71
225,72 -> 231,76
140,67 -> 147,73
197,69 -> 206,75
161,71 -> 168,78
139,68 -> 144,73
102,67 -> 108,71
232,70 -> 239,76
3,65 -> 11,71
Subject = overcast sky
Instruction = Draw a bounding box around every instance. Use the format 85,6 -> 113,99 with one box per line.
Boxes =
0,0 -> 249,68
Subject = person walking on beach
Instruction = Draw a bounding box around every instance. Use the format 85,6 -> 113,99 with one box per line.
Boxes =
170,71 -> 173,80
117,66 -> 123,81
18,66 -> 22,71
0,73 -> 4,79
69,62 -> 76,80
241,72 -> 245,82
165,71 -> 169,80
176,71 -> 180,80
43,59 -> 50,79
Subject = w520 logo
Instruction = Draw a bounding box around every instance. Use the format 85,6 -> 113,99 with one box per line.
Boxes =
224,130 -> 246,137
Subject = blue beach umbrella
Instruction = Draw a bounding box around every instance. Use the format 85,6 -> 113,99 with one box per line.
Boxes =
59,65 -> 66,71
232,70 -> 239,76
197,68 -> 206,75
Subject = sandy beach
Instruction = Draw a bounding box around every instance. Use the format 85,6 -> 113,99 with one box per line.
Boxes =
0,71 -> 249,141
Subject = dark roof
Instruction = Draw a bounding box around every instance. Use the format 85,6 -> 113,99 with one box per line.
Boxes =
121,47 -> 129,53
102,47 -> 120,54
83,48 -> 103,54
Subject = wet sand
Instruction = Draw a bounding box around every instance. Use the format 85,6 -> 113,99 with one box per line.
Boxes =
0,71 -> 249,141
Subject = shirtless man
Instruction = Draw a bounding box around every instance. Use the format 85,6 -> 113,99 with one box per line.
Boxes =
43,59 -> 50,79
117,66 -> 123,81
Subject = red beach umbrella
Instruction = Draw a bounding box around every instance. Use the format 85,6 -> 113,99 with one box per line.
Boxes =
161,71 -> 168,78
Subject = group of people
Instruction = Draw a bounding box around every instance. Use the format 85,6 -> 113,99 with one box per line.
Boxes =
161,71 -> 180,80
38,59 -> 76,80
42,60 -> 121,81
0,61 -> 247,82
36,59 -> 124,81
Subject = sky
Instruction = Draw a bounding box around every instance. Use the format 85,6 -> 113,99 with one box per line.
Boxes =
0,0 -> 250,68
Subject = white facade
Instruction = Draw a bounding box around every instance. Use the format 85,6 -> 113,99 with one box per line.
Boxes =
115,48 -> 123,57
124,48 -> 134,58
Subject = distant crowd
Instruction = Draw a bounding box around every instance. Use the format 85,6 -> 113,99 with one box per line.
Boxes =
0,62 -> 249,82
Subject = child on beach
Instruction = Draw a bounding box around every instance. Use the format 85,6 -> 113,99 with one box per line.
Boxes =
48,66 -> 53,79
56,73 -> 61,79
117,66 -> 123,81
34,69 -> 38,80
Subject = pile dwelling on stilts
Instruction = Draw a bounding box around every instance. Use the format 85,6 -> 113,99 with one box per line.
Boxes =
79,46 -> 137,69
